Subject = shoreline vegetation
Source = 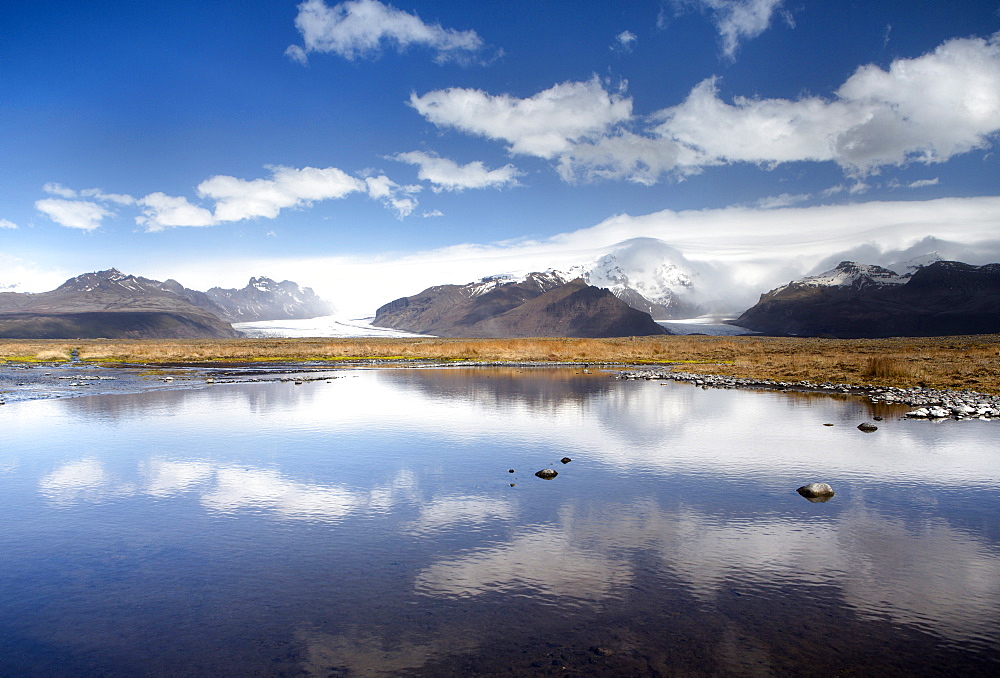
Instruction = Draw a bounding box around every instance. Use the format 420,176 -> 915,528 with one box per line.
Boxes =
1,334 -> 998,394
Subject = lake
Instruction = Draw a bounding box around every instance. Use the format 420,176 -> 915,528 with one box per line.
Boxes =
1,367 -> 998,676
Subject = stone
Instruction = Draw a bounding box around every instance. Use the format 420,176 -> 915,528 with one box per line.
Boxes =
560,457 -> 572,464
797,483 -> 835,501
857,422 -> 878,432
535,469 -> 558,480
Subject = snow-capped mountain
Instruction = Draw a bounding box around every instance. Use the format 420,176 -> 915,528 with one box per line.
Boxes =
465,239 -> 704,320
579,239 -> 700,319
767,254 -> 945,296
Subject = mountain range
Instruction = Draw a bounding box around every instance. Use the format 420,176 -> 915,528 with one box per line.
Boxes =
735,258 -> 1000,337
0,269 -> 334,339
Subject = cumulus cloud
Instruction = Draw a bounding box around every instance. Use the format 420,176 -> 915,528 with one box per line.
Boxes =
34,198 -> 112,231
364,174 -> 420,218
393,151 -> 521,191
43,165 -> 418,232
136,193 -> 216,232
450,35 -> 1000,184
674,0 -> 789,59
286,0 -> 485,64
198,165 -> 366,222
0,219 -> 16,229
409,76 -> 632,159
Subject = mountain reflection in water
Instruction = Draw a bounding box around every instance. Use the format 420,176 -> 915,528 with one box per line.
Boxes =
1,367 -> 997,676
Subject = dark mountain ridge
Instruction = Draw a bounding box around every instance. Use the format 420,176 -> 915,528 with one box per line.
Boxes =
735,260 -> 1000,337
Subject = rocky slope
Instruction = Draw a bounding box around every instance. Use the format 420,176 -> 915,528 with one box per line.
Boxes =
373,275 -> 669,337
734,260 -> 1000,337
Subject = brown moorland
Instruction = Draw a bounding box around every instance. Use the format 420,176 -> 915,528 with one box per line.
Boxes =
1,334 -> 998,394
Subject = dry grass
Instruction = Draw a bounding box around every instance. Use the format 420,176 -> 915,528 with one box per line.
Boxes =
1,334 -> 999,393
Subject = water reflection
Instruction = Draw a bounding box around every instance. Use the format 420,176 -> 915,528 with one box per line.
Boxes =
1,367 -> 997,675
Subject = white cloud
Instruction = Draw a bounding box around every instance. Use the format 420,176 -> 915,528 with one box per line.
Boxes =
136,192 -> 216,232
34,198 -> 111,231
612,30 -> 637,53
42,182 -> 77,198
547,35 -> 1000,183
286,0 -> 485,64
675,0 -> 788,59
364,174 -> 419,218
393,151 -> 521,191
907,178 -> 939,189
410,76 -> 632,159
198,165 -> 367,222
556,130 -> 695,185
754,192 -> 812,209
79,188 -> 135,205
0,218 -> 16,229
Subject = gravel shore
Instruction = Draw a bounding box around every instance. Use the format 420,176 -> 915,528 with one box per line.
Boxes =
617,368 -> 1000,420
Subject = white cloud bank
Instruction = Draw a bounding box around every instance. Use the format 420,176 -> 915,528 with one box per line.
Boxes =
285,0 -> 486,64
146,196 -> 1000,317
413,34 -> 1000,183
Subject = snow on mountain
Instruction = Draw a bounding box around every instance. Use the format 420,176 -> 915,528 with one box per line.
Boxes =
205,276 -> 335,322
791,261 -> 908,289
573,239 -> 701,319
889,252 -> 944,278
764,253 -> 948,297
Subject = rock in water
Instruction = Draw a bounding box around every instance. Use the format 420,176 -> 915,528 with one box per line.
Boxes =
560,457 -> 572,464
857,422 -> 878,432
797,483 -> 835,501
535,469 -> 558,479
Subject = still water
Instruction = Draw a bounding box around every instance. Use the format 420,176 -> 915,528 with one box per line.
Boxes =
1,367 -> 998,676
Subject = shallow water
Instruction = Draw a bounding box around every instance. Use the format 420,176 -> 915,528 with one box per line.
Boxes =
1,367 -> 998,676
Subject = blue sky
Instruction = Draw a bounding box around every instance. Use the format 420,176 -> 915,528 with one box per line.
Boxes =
2,0 -> 999,314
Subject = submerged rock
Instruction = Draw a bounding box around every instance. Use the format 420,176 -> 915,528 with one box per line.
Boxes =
535,469 -> 558,479
797,483 -> 835,501
857,422 -> 878,432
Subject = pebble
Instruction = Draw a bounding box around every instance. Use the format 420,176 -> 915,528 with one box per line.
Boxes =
618,370 -> 1000,421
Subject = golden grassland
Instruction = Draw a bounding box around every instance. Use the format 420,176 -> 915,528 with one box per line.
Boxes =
1,334 -> 999,393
